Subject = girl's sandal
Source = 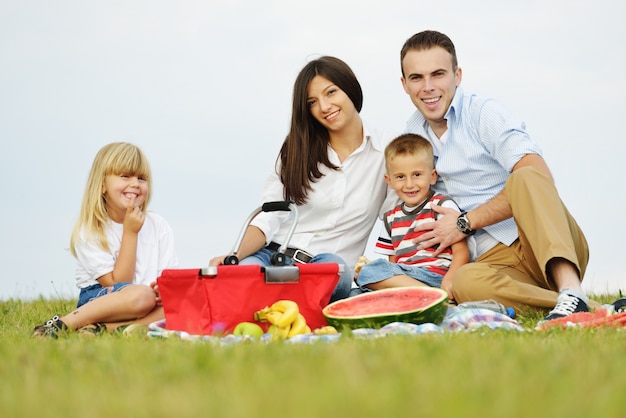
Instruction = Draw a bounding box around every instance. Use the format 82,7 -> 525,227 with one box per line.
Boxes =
78,322 -> 108,337
32,315 -> 68,339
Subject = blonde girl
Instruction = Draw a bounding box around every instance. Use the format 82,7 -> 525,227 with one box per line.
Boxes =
33,142 -> 178,337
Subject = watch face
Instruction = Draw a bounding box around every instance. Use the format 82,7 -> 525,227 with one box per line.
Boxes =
457,215 -> 472,234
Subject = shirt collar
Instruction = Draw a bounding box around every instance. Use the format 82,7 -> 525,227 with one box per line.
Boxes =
362,121 -> 385,152
406,86 -> 465,134
445,86 -> 464,124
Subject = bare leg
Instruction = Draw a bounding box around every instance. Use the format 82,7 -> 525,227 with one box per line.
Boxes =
104,306 -> 165,332
366,274 -> 428,291
547,257 -> 583,293
60,284 -> 157,330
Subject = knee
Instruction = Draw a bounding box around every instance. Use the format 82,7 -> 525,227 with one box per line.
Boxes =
506,166 -> 549,190
452,264 -> 487,302
125,286 -> 157,317
332,269 -> 354,301
452,264 -> 473,294
313,252 -> 346,266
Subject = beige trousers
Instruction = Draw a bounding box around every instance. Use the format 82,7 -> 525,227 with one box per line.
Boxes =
452,167 -> 591,310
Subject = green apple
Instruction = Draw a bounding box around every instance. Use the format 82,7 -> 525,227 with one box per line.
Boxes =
232,321 -> 264,338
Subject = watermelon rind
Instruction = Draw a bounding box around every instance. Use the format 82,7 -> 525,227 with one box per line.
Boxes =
323,287 -> 448,330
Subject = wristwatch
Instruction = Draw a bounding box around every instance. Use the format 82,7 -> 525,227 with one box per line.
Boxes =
456,211 -> 476,235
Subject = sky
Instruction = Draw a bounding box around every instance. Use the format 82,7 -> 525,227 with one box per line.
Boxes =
1,0 -> 625,300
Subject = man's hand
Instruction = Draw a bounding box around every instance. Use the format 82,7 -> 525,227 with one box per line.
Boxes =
412,203 -> 465,256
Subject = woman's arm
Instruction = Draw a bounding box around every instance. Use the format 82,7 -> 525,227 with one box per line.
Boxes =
209,225 -> 267,266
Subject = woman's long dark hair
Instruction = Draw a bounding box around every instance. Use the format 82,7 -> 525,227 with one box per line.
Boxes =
279,56 -> 363,205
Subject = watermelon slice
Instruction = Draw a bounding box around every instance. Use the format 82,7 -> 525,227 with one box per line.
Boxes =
323,287 -> 448,330
537,309 -> 626,330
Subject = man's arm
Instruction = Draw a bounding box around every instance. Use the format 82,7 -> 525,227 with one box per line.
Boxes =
465,153 -> 552,230
416,153 -> 552,254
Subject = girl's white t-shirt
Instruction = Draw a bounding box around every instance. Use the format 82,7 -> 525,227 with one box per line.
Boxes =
73,212 -> 178,288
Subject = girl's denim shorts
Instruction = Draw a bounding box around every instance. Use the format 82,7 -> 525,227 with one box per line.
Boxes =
77,282 -> 133,308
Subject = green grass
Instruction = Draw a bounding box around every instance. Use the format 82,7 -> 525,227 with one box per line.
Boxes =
2,296 -> 626,418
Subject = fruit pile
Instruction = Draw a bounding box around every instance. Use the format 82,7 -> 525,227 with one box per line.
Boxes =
254,300 -> 310,341
253,300 -> 337,341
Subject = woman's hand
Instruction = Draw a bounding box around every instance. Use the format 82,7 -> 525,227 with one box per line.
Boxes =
209,255 -> 228,266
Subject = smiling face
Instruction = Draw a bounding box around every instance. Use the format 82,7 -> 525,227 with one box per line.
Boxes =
385,152 -> 437,207
102,174 -> 148,223
401,46 -> 462,136
306,75 -> 359,133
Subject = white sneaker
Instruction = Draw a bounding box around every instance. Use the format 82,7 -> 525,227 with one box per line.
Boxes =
543,293 -> 588,321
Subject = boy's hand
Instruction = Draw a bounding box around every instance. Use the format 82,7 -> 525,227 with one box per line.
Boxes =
441,273 -> 455,302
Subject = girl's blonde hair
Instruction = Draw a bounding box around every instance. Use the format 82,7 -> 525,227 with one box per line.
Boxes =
69,142 -> 152,256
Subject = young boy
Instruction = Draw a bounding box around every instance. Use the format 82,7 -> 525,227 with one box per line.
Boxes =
355,133 -> 470,302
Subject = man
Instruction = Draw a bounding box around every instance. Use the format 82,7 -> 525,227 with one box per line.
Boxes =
400,30 -> 591,320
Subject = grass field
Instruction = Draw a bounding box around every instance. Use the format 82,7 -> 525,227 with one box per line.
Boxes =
2,296 -> 626,418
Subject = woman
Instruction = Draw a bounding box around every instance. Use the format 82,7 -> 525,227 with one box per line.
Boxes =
210,56 -> 394,302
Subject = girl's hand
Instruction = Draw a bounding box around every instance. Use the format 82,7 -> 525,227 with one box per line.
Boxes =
150,281 -> 162,306
124,196 -> 145,233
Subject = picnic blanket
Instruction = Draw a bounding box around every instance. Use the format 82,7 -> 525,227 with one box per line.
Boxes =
146,306 -> 525,344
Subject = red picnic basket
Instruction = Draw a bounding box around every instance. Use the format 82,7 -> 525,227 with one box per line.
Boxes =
157,201 -> 342,335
